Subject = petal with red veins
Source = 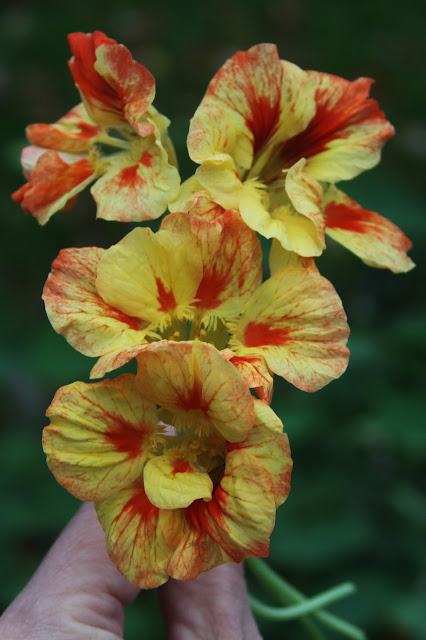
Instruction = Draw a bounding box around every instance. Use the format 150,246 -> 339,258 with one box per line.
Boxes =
91,139 -> 180,222
43,247 -> 148,359
26,104 -> 100,153
282,73 -> 394,182
95,226 -> 201,324
188,45 -> 315,173
135,341 -> 255,442
269,239 -> 318,275
68,31 -> 155,133
96,483 -> 228,588
12,150 -> 96,225
191,401 -> 291,562
43,375 -> 157,501
323,186 -> 414,273
161,210 -> 262,317
230,266 -> 350,391
229,355 -> 274,403
143,451 -> 213,509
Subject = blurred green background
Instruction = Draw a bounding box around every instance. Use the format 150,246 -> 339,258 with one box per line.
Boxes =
0,0 -> 425,637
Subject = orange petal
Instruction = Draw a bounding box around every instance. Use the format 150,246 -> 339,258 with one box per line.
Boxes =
68,31 -> 155,134
323,186 -> 414,273
135,341 -> 255,442
230,266 -> 350,391
12,150 -> 95,224
44,375 -> 157,501
26,104 -> 100,153
282,73 -> 394,182
43,247 -> 147,359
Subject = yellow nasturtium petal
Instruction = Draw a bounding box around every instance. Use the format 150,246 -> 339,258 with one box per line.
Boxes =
136,341 -> 255,442
43,374 -> 157,501
193,400 -> 292,562
323,186 -> 415,273
96,226 -> 201,325
43,247 -> 147,358
91,131 -> 180,222
196,153 -> 242,210
230,266 -> 349,391
96,483 -> 228,588
269,239 -> 318,275
144,452 -> 213,509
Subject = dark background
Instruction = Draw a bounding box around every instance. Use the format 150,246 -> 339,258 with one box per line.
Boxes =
0,1 -> 425,638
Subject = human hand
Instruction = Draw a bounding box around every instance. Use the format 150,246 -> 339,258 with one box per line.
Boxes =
0,503 -> 262,639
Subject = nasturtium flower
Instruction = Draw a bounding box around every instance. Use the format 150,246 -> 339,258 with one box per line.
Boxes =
171,44 -> 413,273
12,31 -> 179,224
43,340 -> 292,588
43,209 -> 349,393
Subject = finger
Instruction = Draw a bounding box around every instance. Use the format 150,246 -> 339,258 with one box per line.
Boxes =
159,562 -> 262,640
1,502 -> 139,639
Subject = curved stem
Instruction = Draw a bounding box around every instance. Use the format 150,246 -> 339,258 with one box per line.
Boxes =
249,582 -> 355,621
246,558 -> 366,640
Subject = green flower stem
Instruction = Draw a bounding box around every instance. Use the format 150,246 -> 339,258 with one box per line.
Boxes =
249,582 -> 355,621
246,558 -> 366,640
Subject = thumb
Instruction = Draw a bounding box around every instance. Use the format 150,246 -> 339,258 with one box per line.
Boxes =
0,502 -> 139,639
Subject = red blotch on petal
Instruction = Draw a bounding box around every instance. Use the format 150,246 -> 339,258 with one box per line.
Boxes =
324,200 -> 369,233
281,76 -> 393,167
244,321 -> 291,348
140,151 -> 153,167
172,460 -> 193,475
194,268 -> 229,310
117,484 -> 159,524
104,419 -> 146,459
156,278 -> 177,313
119,165 -> 140,187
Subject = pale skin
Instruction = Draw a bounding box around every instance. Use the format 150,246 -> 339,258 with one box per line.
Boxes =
0,503 -> 262,640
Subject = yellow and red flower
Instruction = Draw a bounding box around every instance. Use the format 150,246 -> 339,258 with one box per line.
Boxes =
43,340 -> 292,588
43,209 -> 349,393
12,31 -> 179,224
171,44 -> 413,273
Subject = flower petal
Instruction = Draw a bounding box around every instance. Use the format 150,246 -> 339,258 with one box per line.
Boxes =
68,31 -> 155,134
43,247 -> 147,359
143,451 -> 213,509
323,186 -> 414,273
91,134 -> 180,222
228,355 -> 274,404
188,45 -> 315,172
230,266 -> 350,391
26,104 -> 100,153
12,150 -> 96,224
284,158 -> 325,247
43,374 -> 157,501
282,73 -> 394,182
96,226 -> 201,324
196,153 -> 242,210
190,401 -> 291,562
96,483 -> 227,587
269,239 -> 318,274
135,341 -> 255,442
161,210 -> 262,317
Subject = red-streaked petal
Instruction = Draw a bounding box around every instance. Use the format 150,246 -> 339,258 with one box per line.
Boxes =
135,341 -> 255,442
26,104 -> 100,153
43,375 -> 157,501
323,186 -> 414,272
230,266 -> 350,391
91,141 -> 180,222
161,210 -> 262,317
68,31 -> 155,133
12,150 -> 95,225
96,483 -> 228,588
229,355 -> 274,403
281,73 -> 394,182
188,45 -> 315,173
43,247 -> 147,359
190,401 -> 291,562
